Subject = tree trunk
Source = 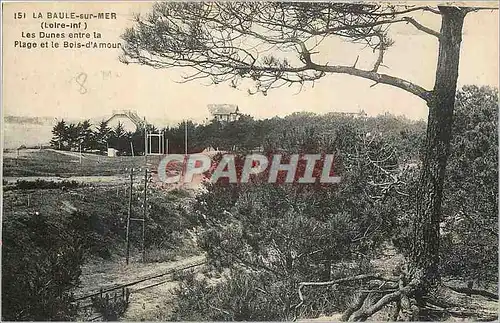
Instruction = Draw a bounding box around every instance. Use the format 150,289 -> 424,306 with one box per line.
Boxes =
409,7 -> 466,291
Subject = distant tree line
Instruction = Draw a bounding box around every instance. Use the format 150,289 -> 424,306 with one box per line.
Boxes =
50,114 -> 426,158
50,120 -> 146,155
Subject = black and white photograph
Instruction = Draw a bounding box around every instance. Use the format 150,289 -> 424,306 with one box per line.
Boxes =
1,1 -> 498,321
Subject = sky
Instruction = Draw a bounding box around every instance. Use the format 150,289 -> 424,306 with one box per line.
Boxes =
2,1 -> 499,126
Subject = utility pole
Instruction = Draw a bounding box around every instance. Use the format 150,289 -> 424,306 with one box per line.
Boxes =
184,120 -> 188,156
142,168 -> 147,262
125,168 -> 133,265
144,118 -> 148,166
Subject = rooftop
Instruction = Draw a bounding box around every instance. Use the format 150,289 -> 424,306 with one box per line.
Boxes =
208,104 -> 239,115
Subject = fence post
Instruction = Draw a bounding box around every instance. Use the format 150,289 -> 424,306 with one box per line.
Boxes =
126,168 -> 133,265
142,168 -> 147,262
105,293 -> 110,320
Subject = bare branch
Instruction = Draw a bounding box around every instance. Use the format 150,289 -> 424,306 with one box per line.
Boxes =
423,7 -> 441,14
361,5 -> 440,16
352,55 -> 359,68
311,62 -> 432,101
403,17 -> 440,39
461,6 -> 499,14
371,32 -> 391,72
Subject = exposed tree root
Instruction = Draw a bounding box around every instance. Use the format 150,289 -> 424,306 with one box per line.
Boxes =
294,271 -> 498,322
389,297 -> 402,321
421,305 -> 498,321
348,277 -> 418,321
340,291 -> 368,321
294,273 -> 398,311
444,284 -> 498,300
422,284 -> 498,321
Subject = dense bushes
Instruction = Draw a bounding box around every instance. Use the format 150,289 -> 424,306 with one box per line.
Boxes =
1,184 -> 197,320
4,179 -> 83,191
170,261 -> 375,321
440,85 -> 498,283
169,115 -> 414,320
170,86 -> 498,320
65,187 -> 197,260
91,292 -> 130,321
142,190 -> 197,260
170,269 -> 286,321
2,211 -> 90,320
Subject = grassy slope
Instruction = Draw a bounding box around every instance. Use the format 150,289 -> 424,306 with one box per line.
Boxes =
3,149 -> 164,177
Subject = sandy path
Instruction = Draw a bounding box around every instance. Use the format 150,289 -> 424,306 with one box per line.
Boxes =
77,254 -> 205,297
75,254 -> 205,320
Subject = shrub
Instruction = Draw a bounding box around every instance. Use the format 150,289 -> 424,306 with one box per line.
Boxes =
440,85 -> 498,283
169,269 -> 287,321
180,121 -> 409,319
2,211 -> 88,320
91,291 -> 130,321
6,179 -> 83,191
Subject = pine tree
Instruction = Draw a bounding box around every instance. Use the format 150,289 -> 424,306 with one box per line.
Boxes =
74,120 -> 93,151
94,121 -> 112,153
50,119 -> 68,150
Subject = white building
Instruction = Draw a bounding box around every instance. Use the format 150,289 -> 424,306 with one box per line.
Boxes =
207,104 -> 241,122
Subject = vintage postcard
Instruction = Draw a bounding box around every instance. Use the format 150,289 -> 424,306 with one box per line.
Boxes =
2,1 -> 498,321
